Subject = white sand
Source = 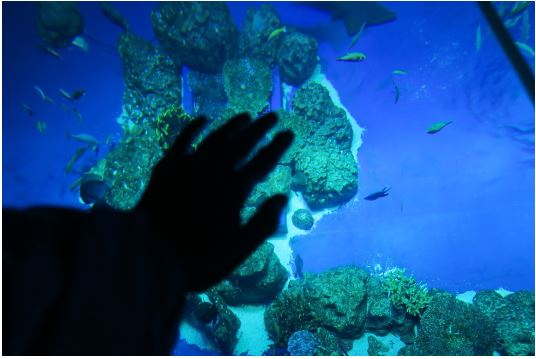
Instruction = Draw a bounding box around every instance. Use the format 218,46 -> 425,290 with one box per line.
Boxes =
349,332 -> 406,356
178,320 -> 217,352
456,290 -> 477,304
227,305 -> 272,355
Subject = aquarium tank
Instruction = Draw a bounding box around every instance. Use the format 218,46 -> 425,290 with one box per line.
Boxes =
3,1 -> 535,356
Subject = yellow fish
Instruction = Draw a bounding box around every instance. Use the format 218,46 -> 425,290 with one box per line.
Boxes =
476,24 -> 482,52
268,26 -> 286,41
36,121 -> 47,134
337,52 -> 366,62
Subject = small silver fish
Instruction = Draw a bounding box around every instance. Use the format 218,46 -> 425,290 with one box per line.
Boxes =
349,22 -> 366,50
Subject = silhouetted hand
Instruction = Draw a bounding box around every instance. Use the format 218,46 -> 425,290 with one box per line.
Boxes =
138,112 -> 294,292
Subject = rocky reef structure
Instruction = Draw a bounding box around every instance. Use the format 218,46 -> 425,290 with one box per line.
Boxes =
265,266 -> 369,347
238,4 -> 282,67
277,32 -> 318,86
211,242 -> 288,305
151,2 -> 237,73
279,82 -> 358,210
406,292 -> 497,356
474,290 -> 535,356
223,57 -> 273,117
188,71 -> 227,122
89,32 -> 188,210
184,292 -> 241,354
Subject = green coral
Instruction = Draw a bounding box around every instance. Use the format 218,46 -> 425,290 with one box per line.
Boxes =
153,104 -> 191,150
384,268 -> 431,317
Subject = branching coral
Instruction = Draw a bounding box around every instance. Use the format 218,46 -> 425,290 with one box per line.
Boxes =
383,267 -> 431,317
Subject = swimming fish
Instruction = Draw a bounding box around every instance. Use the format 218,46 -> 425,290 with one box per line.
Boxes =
392,70 -> 407,75
348,22 -> 366,49
515,41 -> 534,58
72,36 -> 90,52
60,88 -> 86,101
475,24 -> 482,52
22,103 -> 34,116
364,187 -> 391,201
426,121 -> 452,134
72,108 -> 84,124
394,84 -> 400,104
510,1 -> 530,16
66,146 -> 89,174
293,253 -> 304,279
43,46 -> 62,60
100,1 -> 131,31
34,85 -> 55,105
36,121 -> 47,134
79,173 -> 110,204
268,26 -> 287,41
67,132 -> 99,151
337,52 -> 366,62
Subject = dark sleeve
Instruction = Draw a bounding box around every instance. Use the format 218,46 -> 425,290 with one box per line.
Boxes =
2,206 -> 185,355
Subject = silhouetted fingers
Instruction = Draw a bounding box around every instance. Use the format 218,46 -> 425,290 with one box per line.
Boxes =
230,194 -> 288,267
227,112 -> 278,167
168,116 -> 207,159
238,130 -> 294,195
198,113 -> 251,153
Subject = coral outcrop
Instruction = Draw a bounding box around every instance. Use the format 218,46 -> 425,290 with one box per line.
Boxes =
212,242 -> 288,305
151,2 -> 237,73
291,208 -> 314,230
188,71 -> 227,122
277,32 -> 318,85
239,5 -> 282,67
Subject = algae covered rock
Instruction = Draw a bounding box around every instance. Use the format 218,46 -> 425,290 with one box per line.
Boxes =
151,2 -> 237,73
314,327 -> 352,356
277,32 -> 318,85
474,290 -> 534,356
287,330 -> 318,356
212,242 -> 288,305
204,290 -> 241,354
239,4 -> 282,67
365,275 -> 407,336
188,70 -> 227,121
265,266 -> 368,347
368,335 -> 389,356
223,57 -> 273,117
291,208 -> 314,230
413,293 -> 497,355
288,82 -> 358,210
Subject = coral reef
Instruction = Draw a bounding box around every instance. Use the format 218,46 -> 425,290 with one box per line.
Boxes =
314,327 -> 353,356
239,4 -> 282,67
383,268 -> 431,317
287,330 -> 318,356
409,292 -> 497,355
151,2 -> 237,73
365,275 -> 407,336
223,57 -> 273,117
277,32 -> 318,85
212,242 -> 288,305
284,82 -> 358,209
188,70 -> 227,121
265,266 -> 368,347
291,208 -> 314,230
474,290 -> 535,356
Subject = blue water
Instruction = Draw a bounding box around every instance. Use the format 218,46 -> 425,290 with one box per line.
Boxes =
3,0 -> 534,330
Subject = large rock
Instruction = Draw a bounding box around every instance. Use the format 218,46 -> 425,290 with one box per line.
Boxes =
365,276 -> 406,336
151,2 -> 237,73
277,32 -> 318,85
283,82 -> 358,210
239,5 -> 282,67
413,293 -> 497,355
188,71 -> 227,122
475,290 -> 535,356
265,266 -> 368,347
212,242 -> 288,305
